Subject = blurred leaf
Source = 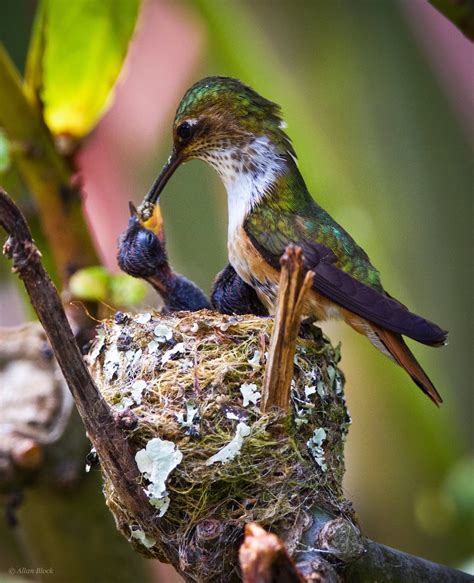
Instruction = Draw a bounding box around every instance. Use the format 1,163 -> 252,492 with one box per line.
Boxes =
69,266 -> 147,308
69,266 -> 110,302
23,0 -> 45,107
110,273 -> 147,307
0,128 -> 11,172
444,457 -> 474,519
25,0 -> 140,137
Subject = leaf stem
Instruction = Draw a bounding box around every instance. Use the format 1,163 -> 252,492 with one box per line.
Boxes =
0,43 -> 99,284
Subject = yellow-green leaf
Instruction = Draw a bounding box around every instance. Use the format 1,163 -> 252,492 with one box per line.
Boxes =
0,128 -> 11,173
69,266 -> 111,302
25,0 -> 140,137
110,273 -> 147,307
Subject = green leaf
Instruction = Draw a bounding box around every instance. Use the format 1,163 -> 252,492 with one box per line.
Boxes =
0,128 -> 11,173
69,266 -> 111,302
110,273 -> 147,307
69,267 -> 147,307
25,0 -> 140,137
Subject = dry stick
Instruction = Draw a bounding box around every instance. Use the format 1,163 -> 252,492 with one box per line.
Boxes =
262,245 -> 314,412
240,523 -> 307,583
0,189 -> 151,525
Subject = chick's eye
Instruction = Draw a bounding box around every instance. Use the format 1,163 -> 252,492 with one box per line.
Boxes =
177,121 -> 193,141
144,230 -> 156,247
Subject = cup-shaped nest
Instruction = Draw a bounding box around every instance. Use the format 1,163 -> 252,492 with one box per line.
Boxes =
88,309 -> 352,581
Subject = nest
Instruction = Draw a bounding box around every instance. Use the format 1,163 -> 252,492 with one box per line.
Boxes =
88,309 -> 352,581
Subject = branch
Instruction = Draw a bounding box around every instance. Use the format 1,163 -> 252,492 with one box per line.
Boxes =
0,189 -> 150,525
244,519 -> 472,583
262,245 -> 314,412
0,44 -> 99,283
344,537 -> 472,582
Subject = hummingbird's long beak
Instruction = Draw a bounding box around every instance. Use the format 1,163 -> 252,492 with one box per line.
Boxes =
144,151 -> 181,204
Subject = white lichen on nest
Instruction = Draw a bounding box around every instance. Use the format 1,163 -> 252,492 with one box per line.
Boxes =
87,309 -> 351,567
135,437 -> 183,516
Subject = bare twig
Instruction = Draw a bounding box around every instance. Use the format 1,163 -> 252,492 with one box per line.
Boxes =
262,245 -> 314,412
0,189 -> 150,524
344,537 -> 473,582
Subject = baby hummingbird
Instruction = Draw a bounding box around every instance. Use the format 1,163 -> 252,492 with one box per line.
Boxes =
143,76 -> 447,405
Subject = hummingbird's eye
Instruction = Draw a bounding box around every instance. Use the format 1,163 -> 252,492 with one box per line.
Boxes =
177,121 -> 193,141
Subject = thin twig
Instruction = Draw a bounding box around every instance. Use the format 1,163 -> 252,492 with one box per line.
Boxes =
262,245 -> 314,412
0,189 -> 150,524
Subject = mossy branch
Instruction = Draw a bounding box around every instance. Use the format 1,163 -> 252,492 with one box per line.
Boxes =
0,44 -> 99,284
262,245 -> 314,412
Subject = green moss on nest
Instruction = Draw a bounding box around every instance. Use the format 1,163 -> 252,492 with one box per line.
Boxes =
88,309 -> 352,580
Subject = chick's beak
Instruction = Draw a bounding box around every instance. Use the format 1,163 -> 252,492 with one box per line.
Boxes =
129,199 -> 165,241
144,150 -> 181,204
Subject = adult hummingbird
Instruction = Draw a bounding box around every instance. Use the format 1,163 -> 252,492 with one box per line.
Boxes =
142,76 -> 447,405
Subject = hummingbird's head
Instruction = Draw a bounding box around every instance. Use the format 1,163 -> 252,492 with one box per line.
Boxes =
172,76 -> 289,159
145,77 -> 296,206
117,204 -> 168,279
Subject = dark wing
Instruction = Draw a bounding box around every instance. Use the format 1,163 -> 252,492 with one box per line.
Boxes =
246,228 -> 447,346
307,246 -> 447,346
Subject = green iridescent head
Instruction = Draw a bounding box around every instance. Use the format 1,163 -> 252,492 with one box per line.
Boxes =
144,77 -> 294,204
172,76 -> 286,154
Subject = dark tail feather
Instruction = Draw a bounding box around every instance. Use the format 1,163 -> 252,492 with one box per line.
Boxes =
372,324 -> 443,406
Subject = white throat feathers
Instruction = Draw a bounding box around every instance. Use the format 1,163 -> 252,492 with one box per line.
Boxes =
203,136 -> 286,237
